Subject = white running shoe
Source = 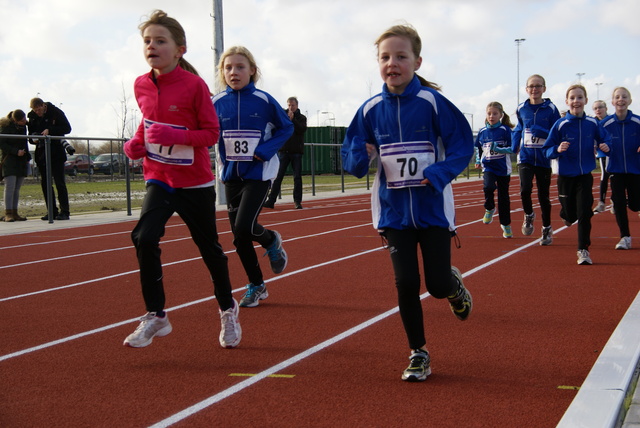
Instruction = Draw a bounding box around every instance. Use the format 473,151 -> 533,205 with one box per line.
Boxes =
615,236 -> 632,250
577,249 -> 592,265
219,299 -> 242,348
594,201 -> 605,213
123,312 -> 172,348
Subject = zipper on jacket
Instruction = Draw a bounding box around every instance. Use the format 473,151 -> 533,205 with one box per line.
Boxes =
235,90 -> 242,180
622,122 -> 627,173
579,120 -> 584,175
395,97 -> 418,229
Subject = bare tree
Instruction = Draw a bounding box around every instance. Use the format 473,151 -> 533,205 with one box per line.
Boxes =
111,82 -> 138,172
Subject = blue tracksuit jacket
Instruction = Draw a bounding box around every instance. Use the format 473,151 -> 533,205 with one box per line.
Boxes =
341,76 -> 474,231
602,110 -> 640,175
475,123 -> 513,176
512,98 -> 561,168
213,81 -> 293,182
543,112 -> 610,177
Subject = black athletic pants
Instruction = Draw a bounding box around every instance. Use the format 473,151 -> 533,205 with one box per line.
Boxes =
519,163 -> 552,227
225,179 -> 276,286
131,183 -> 233,312
557,174 -> 594,250
383,227 -> 458,350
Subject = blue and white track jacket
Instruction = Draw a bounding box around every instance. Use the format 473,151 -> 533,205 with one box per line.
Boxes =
341,76 -> 474,231
543,112 -> 610,177
512,98 -> 561,168
213,81 -> 293,182
602,110 -> 640,175
475,123 -> 513,176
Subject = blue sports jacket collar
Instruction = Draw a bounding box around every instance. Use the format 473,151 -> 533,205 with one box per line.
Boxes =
225,80 -> 256,95
381,75 -> 421,99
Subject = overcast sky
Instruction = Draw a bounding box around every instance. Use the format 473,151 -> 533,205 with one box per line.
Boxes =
1,0 -> 638,140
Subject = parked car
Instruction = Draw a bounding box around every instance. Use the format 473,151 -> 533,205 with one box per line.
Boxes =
64,154 -> 94,176
93,153 -> 123,175
127,157 -> 144,174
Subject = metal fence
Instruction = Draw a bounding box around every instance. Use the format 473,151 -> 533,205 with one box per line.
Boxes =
2,133 -> 479,220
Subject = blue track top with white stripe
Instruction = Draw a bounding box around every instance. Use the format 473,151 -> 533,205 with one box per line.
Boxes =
213,81 -> 293,182
475,124 -> 513,176
341,76 -> 474,231
602,110 -> 640,175
512,98 -> 561,168
543,112 -> 610,177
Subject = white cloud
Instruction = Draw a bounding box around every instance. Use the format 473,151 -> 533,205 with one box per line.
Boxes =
0,0 -> 638,138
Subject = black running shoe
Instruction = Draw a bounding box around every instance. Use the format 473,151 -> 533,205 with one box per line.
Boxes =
448,267 -> 472,321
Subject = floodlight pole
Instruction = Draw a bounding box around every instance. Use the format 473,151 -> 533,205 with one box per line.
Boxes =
515,38 -> 526,106
212,0 -> 226,205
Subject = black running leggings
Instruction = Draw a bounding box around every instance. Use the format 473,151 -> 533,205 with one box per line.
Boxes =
383,227 -> 457,350
225,179 -> 276,286
131,184 -> 234,312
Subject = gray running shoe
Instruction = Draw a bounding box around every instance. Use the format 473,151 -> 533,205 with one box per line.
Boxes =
522,213 -> 535,235
264,230 -> 288,274
540,226 -> 553,246
594,200 -> 605,213
239,283 -> 269,307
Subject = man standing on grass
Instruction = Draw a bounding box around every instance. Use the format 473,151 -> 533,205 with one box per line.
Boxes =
264,97 -> 307,209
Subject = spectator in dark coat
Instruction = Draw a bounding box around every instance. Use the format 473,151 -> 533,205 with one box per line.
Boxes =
0,109 -> 31,221
264,96 -> 307,209
27,97 -> 74,220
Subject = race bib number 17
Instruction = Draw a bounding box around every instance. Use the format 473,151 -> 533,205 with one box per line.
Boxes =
144,119 -> 193,165
380,141 -> 435,189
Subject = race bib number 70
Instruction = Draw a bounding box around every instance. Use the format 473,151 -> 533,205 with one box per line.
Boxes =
380,141 -> 435,189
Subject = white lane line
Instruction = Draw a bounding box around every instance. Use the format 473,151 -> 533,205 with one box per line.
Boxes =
0,209 -> 370,269
0,224 -> 371,302
0,247 -> 381,362
148,234 -> 547,428
0,200 -> 369,251
149,304 -> 402,428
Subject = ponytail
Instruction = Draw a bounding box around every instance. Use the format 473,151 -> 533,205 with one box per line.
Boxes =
416,74 -> 442,92
178,58 -> 200,77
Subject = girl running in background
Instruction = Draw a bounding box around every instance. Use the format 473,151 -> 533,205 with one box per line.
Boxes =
475,101 -> 516,239
213,46 -> 293,308
543,84 -> 610,265
512,74 -> 561,245
122,10 -> 241,349
600,87 -> 640,250
342,23 -> 474,382
592,100 -> 611,213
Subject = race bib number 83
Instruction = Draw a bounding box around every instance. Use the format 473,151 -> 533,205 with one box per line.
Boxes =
223,130 -> 261,161
380,141 -> 435,189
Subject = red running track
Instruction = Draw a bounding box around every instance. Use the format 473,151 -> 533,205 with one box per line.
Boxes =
1,178 -> 638,427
